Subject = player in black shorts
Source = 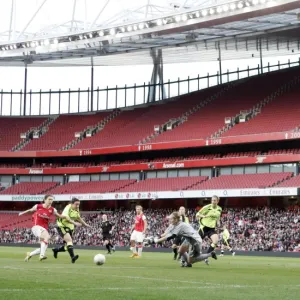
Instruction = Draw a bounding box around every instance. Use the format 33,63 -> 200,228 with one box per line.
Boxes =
101,214 -> 115,254
220,225 -> 235,256
196,196 -> 222,265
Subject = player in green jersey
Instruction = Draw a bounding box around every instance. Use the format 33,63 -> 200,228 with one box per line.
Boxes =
196,195 -> 222,263
220,225 -> 235,256
52,198 -> 91,263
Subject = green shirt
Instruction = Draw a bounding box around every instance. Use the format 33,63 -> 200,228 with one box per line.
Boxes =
57,204 -> 80,230
196,204 -> 222,229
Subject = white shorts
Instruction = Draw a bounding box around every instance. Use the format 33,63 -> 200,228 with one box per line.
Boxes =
31,225 -> 47,238
130,230 -> 144,243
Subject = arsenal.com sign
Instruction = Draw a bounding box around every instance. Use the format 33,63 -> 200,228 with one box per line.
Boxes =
0,188 -> 297,201
162,163 -> 185,169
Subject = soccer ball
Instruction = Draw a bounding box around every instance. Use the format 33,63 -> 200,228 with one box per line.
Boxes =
94,254 -> 106,265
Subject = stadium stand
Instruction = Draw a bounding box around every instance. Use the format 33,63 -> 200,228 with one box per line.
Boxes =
71,89 -> 216,149
0,163 -> 27,168
21,112 -> 111,151
0,213 -> 32,230
221,151 -> 260,158
151,71 -> 296,143
0,182 -> 59,195
48,180 -> 137,194
0,172 -> 299,195
0,71 -> 298,152
222,85 -> 300,137
31,163 -> 62,168
118,176 -> 208,192
266,149 -> 300,155
190,173 -> 293,189
277,175 -> 300,187
66,162 -> 94,167
0,117 -> 47,151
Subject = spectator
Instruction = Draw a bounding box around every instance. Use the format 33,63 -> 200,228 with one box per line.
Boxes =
0,207 -> 299,252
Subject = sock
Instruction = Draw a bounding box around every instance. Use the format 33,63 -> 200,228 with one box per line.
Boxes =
173,247 -> 178,257
55,245 -> 66,252
40,241 -> 48,257
221,250 -> 224,254
108,243 -> 113,251
130,246 -> 137,254
67,242 -> 75,259
106,244 -> 110,253
207,243 -> 216,253
193,253 -> 211,263
30,248 -> 40,257
137,245 -> 143,257
181,252 -> 188,263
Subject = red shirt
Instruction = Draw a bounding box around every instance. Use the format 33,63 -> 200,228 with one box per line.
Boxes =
134,214 -> 146,232
32,204 -> 54,230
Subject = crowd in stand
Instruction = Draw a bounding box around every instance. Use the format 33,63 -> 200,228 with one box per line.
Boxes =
0,207 -> 299,252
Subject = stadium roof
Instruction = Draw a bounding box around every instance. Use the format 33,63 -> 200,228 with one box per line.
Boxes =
0,0 -> 299,66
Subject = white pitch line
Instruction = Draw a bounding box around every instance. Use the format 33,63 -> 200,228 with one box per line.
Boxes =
0,286 -> 235,292
0,266 -> 248,288
2,266 -> 300,290
1,265 -> 147,270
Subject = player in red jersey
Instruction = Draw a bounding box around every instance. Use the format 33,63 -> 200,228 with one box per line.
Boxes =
18,195 -> 77,262
129,205 -> 147,258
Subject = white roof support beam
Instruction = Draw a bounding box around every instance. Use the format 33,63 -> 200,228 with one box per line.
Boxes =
16,0 -> 48,41
90,0 -> 110,29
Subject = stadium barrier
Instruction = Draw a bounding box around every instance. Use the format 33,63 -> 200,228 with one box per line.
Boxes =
0,187 -> 298,201
1,244 -> 299,258
0,59 -> 299,116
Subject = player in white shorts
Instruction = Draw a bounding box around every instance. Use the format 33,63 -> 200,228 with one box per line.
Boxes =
18,195 -> 77,261
129,205 -> 147,258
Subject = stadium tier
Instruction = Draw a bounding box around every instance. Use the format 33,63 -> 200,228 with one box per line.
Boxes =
21,112 -> 111,151
0,70 -> 298,152
267,149 -> 300,155
31,163 -> 62,168
0,213 -> 32,230
72,89 -> 214,149
118,176 -> 208,192
0,163 -> 27,168
221,151 -> 260,158
48,180 -> 137,194
277,174 -> 300,187
0,148 -> 298,170
190,173 -> 293,189
0,173 -> 297,195
0,117 -> 47,151
0,182 -> 59,195
222,86 -> 300,137
152,71 -> 298,143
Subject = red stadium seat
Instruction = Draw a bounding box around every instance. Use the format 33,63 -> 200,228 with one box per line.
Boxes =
21,112 -> 111,151
190,173 -> 293,190
0,182 -> 59,195
0,117 -> 47,151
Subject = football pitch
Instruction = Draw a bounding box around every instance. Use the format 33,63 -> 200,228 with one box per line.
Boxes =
0,247 -> 299,300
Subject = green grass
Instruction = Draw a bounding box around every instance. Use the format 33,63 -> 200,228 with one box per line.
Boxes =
0,247 -> 299,300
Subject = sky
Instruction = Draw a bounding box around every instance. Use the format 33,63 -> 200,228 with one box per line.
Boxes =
0,0 -> 299,115
0,0 -> 225,41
